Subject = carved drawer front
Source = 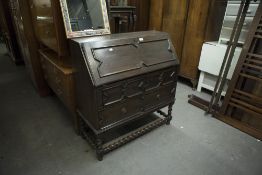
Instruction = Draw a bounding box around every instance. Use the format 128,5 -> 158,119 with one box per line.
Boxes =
144,71 -> 162,92
143,84 -> 176,111
125,77 -> 145,97
101,81 -> 124,106
98,96 -> 143,127
101,76 -> 146,106
145,68 -> 177,92
160,69 -> 176,85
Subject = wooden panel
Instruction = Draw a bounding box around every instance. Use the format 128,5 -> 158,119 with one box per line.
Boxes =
135,0 -> 150,31
50,0 -> 69,56
180,0 -> 212,81
148,0 -> 164,31
161,0 -> 189,59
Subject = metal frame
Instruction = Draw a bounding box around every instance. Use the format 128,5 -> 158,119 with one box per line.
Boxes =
207,0 -> 252,113
59,0 -> 111,38
189,2 -> 262,140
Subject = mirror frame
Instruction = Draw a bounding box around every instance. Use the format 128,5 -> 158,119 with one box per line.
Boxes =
59,0 -> 111,38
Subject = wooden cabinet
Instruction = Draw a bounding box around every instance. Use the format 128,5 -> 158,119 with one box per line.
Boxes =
0,0 -> 22,64
149,0 -> 227,88
180,0 -> 211,86
71,31 -> 179,159
29,0 -> 69,57
5,0 -> 49,96
39,49 -> 75,112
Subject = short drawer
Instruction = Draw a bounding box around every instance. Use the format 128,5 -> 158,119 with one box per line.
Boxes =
100,81 -> 125,106
226,4 -> 258,17
223,16 -> 253,30
144,68 -> 177,93
98,96 -> 143,127
144,84 -> 176,111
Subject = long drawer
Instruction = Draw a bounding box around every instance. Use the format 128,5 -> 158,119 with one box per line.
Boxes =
96,67 -> 177,128
97,67 -> 177,107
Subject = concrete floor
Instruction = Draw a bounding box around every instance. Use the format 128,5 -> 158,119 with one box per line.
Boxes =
0,43 -> 261,175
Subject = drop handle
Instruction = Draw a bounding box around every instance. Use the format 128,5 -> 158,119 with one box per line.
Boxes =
138,81 -> 144,88
156,94 -> 160,100
171,88 -> 176,94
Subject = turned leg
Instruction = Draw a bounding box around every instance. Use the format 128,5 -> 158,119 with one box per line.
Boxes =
96,138 -> 104,161
166,102 -> 174,125
191,79 -> 197,91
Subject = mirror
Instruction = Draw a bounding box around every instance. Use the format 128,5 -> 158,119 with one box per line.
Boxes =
60,0 -> 110,38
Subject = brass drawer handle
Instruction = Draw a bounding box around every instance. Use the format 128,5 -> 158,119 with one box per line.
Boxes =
170,71 -> 175,77
156,94 -> 160,99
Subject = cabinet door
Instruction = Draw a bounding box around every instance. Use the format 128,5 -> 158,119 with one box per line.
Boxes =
180,0 -> 212,81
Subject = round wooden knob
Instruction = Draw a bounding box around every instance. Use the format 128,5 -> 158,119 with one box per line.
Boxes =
121,107 -> 127,114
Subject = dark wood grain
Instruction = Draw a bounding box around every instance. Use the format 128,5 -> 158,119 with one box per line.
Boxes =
180,0 -> 212,83
163,0 -> 189,59
71,31 -> 179,160
148,0 -> 164,31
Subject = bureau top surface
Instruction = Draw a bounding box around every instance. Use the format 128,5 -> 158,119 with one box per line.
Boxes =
71,31 -> 179,86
